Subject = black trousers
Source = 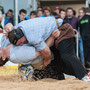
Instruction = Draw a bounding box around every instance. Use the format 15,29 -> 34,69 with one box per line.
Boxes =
83,38 -> 90,63
51,38 -> 87,80
34,38 -> 87,80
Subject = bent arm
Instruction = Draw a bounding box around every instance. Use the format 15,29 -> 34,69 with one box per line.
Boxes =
39,29 -> 61,66
46,29 -> 61,47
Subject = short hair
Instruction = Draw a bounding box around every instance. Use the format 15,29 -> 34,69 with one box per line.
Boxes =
30,11 -> 37,16
43,7 -> 51,12
60,9 -> 66,13
19,9 -> 27,14
84,8 -> 90,13
37,10 -> 43,13
37,7 -> 42,10
79,7 -> 86,13
8,9 -> 13,13
66,7 -> 73,12
66,7 -> 76,15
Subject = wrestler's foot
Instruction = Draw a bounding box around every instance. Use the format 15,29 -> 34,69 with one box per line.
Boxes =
18,64 -> 34,81
81,75 -> 90,82
44,59 -> 50,67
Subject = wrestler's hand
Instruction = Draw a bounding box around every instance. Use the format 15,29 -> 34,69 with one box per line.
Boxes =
40,46 -> 51,66
51,30 -> 61,39
4,23 -> 13,37
44,58 -> 50,67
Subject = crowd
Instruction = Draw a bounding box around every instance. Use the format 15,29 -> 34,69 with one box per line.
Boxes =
0,5 -> 90,82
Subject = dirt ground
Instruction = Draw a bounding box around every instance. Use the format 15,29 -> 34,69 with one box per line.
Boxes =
0,75 -> 90,90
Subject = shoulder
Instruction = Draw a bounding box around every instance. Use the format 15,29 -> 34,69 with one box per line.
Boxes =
73,16 -> 78,20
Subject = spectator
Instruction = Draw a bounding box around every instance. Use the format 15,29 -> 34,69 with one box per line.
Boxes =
59,9 -> 66,19
79,7 -> 90,68
37,10 -> 43,17
78,8 -> 86,64
59,9 -> 68,23
59,9 -> 68,25
85,8 -> 90,15
54,6 -> 60,15
66,7 -> 78,30
78,8 -> 85,19
18,9 -> 27,23
5,9 -> 14,25
0,6 -> 4,14
30,11 -> 37,19
37,7 -> 43,11
41,7 -> 53,17
0,11 -> 4,32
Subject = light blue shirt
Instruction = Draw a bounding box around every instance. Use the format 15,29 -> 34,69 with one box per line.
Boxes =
14,17 -> 63,51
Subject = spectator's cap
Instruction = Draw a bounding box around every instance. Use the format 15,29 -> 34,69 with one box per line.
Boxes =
0,6 -> 4,14
8,28 -> 24,45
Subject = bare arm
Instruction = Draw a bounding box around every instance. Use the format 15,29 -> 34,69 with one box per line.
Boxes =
40,29 -> 61,66
46,29 -> 61,47
4,23 -> 13,37
46,37 -> 54,47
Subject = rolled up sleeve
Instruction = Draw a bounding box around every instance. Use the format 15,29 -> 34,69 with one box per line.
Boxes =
35,41 -> 47,51
27,36 -> 47,51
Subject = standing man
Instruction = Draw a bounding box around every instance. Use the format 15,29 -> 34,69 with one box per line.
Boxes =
79,8 -> 90,68
5,9 -> 14,25
66,7 -> 78,30
18,9 -> 27,23
41,7 -> 53,17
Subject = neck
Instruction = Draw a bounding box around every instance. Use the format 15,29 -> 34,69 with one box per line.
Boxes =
4,45 -> 12,59
68,16 -> 73,18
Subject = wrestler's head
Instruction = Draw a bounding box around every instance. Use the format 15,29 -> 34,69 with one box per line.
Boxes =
8,28 -> 27,45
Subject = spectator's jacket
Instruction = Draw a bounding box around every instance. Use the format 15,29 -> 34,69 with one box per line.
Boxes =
67,16 -> 79,30
18,16 -> 28,23
5,17 -> 14,25
79,15 -> 90,40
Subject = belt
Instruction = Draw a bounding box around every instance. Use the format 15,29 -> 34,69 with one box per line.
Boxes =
56,19 -> 59,28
